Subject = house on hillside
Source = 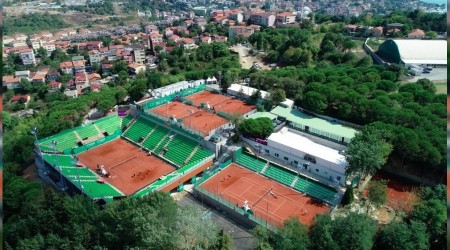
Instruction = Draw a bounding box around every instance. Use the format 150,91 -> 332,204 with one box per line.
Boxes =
408,29 -> 425,39
12,94 -> 31,105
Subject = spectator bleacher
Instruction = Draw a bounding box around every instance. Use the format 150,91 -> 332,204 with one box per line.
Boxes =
95,115 -> 121,135
163,136 -> 199,165
124,118 -> 156,143
236,153 -> 266,172
40,131 -> 79,152
77,125 -> 100,139
121,115 -> 134,129
235,152 -> 337,203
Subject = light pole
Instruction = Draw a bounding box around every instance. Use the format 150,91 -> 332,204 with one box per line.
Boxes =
31,127 -> 48,174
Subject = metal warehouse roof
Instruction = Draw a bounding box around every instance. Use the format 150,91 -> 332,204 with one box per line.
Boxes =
270,106 -> 357,140
391,39 -> 447,65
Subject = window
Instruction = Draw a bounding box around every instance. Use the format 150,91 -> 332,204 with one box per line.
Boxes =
284,157 -> 289,161
324,172 -> 328,175
294,160 -> 298,165
315,169 -> 319,172
275,153 -> 279,157
265,149 -> 269,153
337,176 -> 341,180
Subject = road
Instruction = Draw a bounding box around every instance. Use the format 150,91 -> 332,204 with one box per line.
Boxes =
230,44 -> 271,70
177,192 -> 255,250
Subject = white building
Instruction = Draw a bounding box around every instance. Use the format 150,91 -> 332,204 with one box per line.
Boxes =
227,83 -> 294,107
132,46 -> 146,64
258,127 -> 348,186
151,80 -> 205,98
20,49 -> 36,65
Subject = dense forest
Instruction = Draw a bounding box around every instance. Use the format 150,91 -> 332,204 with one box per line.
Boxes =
3,13 -> 69,35
314,9 -> 447,33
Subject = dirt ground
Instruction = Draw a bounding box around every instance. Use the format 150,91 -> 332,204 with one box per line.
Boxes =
230,44 -> 271,70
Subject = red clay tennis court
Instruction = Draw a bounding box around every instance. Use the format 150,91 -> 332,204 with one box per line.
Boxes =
151,102 -> 200,120
151,101 -> 228,136
186,91 -> 230,106
213,99 -> 256,116
77,138 -> 176,196
364,172 -> 419,212
200,164 -> 331,228
181,110 -> 228,136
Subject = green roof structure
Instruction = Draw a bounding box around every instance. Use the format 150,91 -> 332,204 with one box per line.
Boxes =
270,106 -> 357,144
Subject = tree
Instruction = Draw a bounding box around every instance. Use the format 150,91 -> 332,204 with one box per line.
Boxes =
96,97 -> 116,114
410,199 -> 446,247
268,89 -> 286,106
425,31 -> 437,39
330,212 -> 377,250
302,91 -> 328,113
213,229 -> 233,250
345,127 -> 393,179
250,89 -> 262,102
375,220 -> 429,250
220,70 -> 238,92
310,214 -> 339,250
250,226 -> 272,250
19,78 -> 33,93
157,60 -> 169,72
341,187 -> 354,206
238,117 -> 274,138
367,180 -> 387,208
272,216 -> 311,250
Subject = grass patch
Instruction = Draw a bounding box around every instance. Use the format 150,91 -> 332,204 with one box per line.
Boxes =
434,82 -> 447,94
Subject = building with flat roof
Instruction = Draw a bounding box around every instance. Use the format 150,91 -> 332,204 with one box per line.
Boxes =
377,39 -> 447,67
270,106 -> 357,144
255,127 -> 348,186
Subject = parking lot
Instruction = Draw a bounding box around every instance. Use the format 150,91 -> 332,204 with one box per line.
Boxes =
406,67 -> 447,82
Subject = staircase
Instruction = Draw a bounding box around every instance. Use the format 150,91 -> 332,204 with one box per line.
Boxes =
184,145 -> 200,165
290,176 -> 299,188
161,134 -> 176,152
74,131 -> 83,142
260,162 -> 270,174
142,126 -> 158,143
123,119 -> 137,135
153,132 -> 171,152
93,124 -> 102,134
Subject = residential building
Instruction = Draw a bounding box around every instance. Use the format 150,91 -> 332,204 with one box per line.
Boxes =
47,70 -> 60,81
86,41 -> 103,50
72,60 -> 86,73
128,63 -> 146,75
15,70 -> 31,79
3,76 -> 21,89
276,12 -> 296,25
145,24 -> 159,34
32,72 -> 47,84
408,29 -> 425,39
250,12 -> 275,27
60,61 -> 74,75
102,64 -> 113,76
12,94 -> 31,105
89,50 -> 102,64
48,80 -> 62,90
75,72 -> 89,90
229,10 -> 244,23
42,43 -> 56,53
20,49 -> 36,65
12,40 -> 28,48
371,26 -> 384,37
132,46 -> 146,64
228,25 -> 261,38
